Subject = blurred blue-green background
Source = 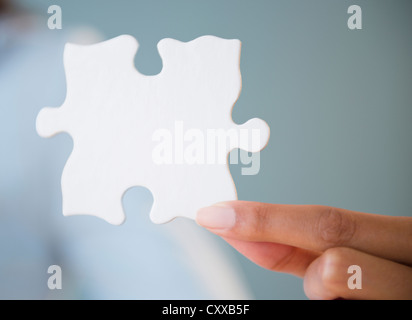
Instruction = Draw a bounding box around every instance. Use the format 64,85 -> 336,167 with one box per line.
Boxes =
1,0 -> 411,299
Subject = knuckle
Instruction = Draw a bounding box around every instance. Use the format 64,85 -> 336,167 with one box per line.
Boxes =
246,202 -> 271,239
315,206 -> 356,248
318,247 -> 350,292
269,246 -> 298,272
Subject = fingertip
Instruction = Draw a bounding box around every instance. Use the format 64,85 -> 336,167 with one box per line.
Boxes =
196,205 -> 236,230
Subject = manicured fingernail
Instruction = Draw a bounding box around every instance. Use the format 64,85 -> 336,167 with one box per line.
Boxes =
196,205 -> 236,229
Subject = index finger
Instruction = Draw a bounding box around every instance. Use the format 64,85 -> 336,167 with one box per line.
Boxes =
196,201 -> 412,266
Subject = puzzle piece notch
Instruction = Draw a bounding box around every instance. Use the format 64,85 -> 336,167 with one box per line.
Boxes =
37,35 -> 270,225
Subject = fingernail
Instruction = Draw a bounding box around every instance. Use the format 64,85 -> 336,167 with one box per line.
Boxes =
196,205 -> 236,229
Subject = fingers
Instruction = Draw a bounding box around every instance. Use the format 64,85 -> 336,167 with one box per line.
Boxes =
303,247 -> 412,300
196,201 -> 412,265
196,201 -> 412,300
222,237 -> 320,277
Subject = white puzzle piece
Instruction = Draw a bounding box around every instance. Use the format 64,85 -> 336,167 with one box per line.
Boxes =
36,35 -> 270,225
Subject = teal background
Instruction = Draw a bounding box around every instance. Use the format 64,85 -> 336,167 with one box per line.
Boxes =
16,0 -> 412,299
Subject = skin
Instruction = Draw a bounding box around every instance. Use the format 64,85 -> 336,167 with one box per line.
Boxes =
196,201 -> 412,300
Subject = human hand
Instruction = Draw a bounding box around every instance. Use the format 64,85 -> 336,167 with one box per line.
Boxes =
196,201 -> 412,300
